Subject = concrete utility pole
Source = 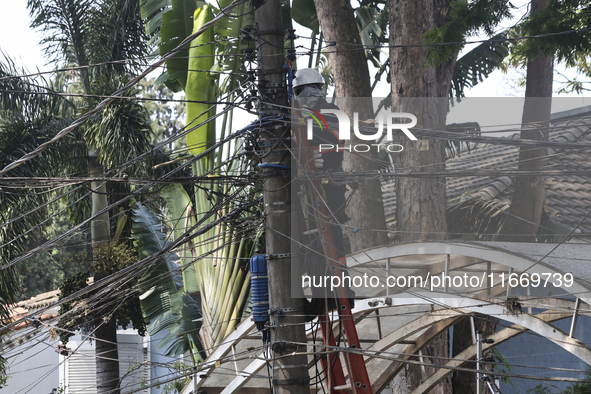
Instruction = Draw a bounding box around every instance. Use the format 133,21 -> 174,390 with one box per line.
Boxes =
254,1 -> 310,393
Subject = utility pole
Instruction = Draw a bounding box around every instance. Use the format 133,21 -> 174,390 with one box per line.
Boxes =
476,331 -> 483,394
476,331 -> 498,394
254,1 -> 310,393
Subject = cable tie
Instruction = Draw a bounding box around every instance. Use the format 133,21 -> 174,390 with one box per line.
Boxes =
258,163 -> 291,170
266,253 -> 291,259
265,201 -> 290,206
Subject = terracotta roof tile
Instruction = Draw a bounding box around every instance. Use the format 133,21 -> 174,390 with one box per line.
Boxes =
382,114 -> 591,237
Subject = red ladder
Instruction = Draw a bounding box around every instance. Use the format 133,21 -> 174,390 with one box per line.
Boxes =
293,116 -> 373,394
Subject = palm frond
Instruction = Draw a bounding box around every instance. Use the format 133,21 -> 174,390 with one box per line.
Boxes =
0,53 -> 75,119
0,114 -> 76,315
451,32 -> 510,98
355,4 -> 388,69
81,86 -> 153,168
448,196 -> 509,240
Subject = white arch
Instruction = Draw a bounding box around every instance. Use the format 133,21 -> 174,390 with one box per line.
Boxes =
347,241 -> 591,304
188,242 -> 591,393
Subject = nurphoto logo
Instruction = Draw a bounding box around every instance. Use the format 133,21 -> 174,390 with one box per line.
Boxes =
305,108 -> 418,153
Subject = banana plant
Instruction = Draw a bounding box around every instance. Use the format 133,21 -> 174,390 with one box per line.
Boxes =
185,3 -> 216,159
140,0 -> 258,352
140,0 -> 198,91
133,202 -> 204,360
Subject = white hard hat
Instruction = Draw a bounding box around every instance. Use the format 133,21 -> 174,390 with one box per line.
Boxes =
293,68 -> 325,88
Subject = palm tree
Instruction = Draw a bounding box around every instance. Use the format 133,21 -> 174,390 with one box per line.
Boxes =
0,55 -> 76,317
26,1 -> 152,392
0,55 -> 77,389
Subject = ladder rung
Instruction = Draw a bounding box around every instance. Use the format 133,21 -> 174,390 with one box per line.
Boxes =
333,384 -> 352,391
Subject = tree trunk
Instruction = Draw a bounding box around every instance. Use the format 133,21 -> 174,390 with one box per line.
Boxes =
389,0 -> 455,243
495,0 -> 553,243
389,1 -> 456,393
314,0 -> 389,252
90,153 -> 120,394
95,316 -> 121,394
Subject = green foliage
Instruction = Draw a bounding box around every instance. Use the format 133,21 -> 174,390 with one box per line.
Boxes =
161,184 -> 199,292
424,0 -> 514,66
213,0 -> 254,95
138,0 -> 261,353
57,243 -> 145,344
451,32 -> 510,97
0,269 -> 19,320
566,383 -> 591,394
490,348 -> 513,386
355,4 -> 388,69
160,361 -> 191,394
19,200 -> 89,300
0,54 -> 75,120
0,54 -> 77,318
133,203 -> 204,359
140,0 -> 200,91
137,77 -> 186,150
291,0 -> 319,32
27,0 -> 91,69
511,0 -> 591,67
527,377 -> 591,394
527,385 -> 554,394
185,3 -> 216,158
81,90 -> 153,169
28,0 -> 149,79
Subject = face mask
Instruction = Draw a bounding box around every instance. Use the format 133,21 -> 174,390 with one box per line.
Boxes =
296,85 -> 323,108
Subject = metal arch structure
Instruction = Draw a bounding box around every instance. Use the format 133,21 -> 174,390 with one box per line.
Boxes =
366,297 -> 591,393
408,301 -> 585,394
188,297 -> 591,394
345,241 -> 591,304
183,241 -> 591,394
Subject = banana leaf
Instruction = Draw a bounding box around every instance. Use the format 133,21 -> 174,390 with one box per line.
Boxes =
140,0 -> 259,350
133,203 -> 204,359
214,1 -> 254,95
140,0 -> 201,91
185,4 -> 216,158
162,183 -> 199,293
291,0 -> 318,32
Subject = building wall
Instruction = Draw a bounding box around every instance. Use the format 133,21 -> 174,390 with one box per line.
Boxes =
60,329 -> 151,394
0,332 -> 60,394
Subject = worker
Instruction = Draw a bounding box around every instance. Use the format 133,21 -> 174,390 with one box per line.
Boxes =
293,68 -> 354,318
293,68 -> 349,229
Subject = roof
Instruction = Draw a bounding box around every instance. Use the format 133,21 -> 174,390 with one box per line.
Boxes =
382,108 -> 591,238
16,289 -> 61,312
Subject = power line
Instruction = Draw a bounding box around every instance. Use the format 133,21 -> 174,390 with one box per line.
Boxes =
0,0 -> 249,177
